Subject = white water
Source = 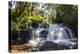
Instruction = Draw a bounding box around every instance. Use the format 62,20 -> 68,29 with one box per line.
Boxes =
30,23 -> 77,47
46,24 -> 76,46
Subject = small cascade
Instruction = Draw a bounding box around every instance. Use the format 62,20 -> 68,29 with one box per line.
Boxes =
64,27 -> 73,39
17,30 -> 21,40
30,23 -> 77,47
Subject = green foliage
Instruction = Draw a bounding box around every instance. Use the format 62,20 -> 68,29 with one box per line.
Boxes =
54,4 -> 78,35
9,1 -> 78,35
10,2 -> 45,31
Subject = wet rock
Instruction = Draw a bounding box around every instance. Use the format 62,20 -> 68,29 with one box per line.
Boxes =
40,41 -> 69,51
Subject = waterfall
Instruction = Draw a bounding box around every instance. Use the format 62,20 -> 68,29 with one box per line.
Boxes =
64,27 -> 73,39
30,23 -> 77,47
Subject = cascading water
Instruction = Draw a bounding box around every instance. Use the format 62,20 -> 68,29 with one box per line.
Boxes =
28,3 -> 77,49
17,30 -> 21,40
46,24 -> 77,46
29,23 -> 77,48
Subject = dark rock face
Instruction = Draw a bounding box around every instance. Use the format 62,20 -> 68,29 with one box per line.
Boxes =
11,29 -> 32,45
11,31 -> 18,41
40,41 -> 70,51
19,29 -> 32,41
39,30 -> 48,38
40,23 -> 49,28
